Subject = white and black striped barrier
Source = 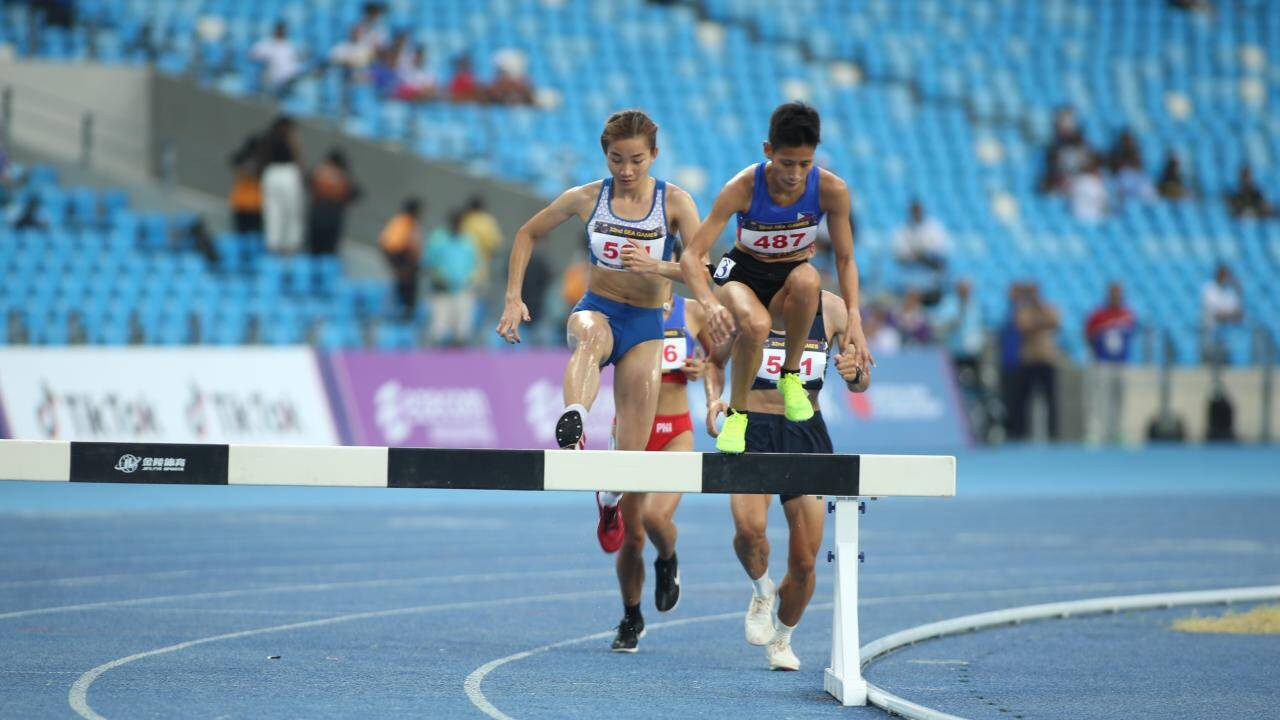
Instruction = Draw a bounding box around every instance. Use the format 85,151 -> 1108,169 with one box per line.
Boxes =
0,439 -> 956,706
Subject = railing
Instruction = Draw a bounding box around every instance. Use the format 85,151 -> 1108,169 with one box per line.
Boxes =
0,77 -> 149,172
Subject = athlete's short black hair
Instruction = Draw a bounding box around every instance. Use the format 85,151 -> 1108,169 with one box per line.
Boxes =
768,102 -> 821,149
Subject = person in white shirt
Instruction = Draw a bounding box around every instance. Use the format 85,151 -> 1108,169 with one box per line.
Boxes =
1200,264 -> 1243,362
893,199 -> 948,270
1069,160 -> 1109,224
250,21 -> 303,97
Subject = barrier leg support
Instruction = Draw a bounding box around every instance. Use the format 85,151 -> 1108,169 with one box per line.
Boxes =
824,496 -> 867,706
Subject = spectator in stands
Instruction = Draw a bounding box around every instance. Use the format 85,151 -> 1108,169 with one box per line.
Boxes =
353,2 -> 390,55
933,278 -> 986,391
489,49 -> 535,106
458,195 -> 503,286
393,44 -> 438,101
6,309 -> 28,345
998,284 -> 1025,439
329,26 -> 374,82
228,133 -> 264,235
1226,165 -> 1275,218
863,297 -> 902,357
1200,264 -> 1243,362
250,20 -> 304,98
306,149 -> 361,255
1084,282 -> 1137,445
1156,152 -> 1192,200
1106,129 -> 1156,204
12,196 -> 48,231
559,250 -> 590,327
424,209 -> 481,346
522,251 -> 553,346
379,197 -> 423,319
1069,158 -> 1109,224
448,53 -> 481,103
1039,106 -> 1094,195
0,142 -> 15,207
897,290 -> 932,345
892,199 -> 948,303
1012,283 -> 1062,440
368,32 -> 406,96
259,116 -> 306,254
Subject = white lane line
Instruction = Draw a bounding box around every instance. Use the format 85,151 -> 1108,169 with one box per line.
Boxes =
66,581 -> 751,720
463,603 -> 835,720
0,567 -> 610,621
460,572 -> 1280,720
0,553 -> 1243,590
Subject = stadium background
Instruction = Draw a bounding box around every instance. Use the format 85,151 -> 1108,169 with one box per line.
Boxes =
0,1 -> 1277,719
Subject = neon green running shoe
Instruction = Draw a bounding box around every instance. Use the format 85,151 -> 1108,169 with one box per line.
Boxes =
778,372 -> 814,422
716,411 -> 748,454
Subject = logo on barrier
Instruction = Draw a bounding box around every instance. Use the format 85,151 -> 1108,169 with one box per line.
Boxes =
113,454 -> 187,473
115,454 -> 141,473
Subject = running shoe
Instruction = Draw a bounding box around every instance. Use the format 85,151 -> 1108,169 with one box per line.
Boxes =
556,408 -> 586,449
766,634 -> 801,671
716,411 -> 748,454
611,615 -> 646,653
653,553 -> 680,612
744,592 -> 776,645
596,492 -> 624,554
778,372 -> 814,422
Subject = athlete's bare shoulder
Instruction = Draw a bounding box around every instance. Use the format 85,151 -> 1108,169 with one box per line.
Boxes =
716,164 -> 759,206
663,181 -> 695,206
816,168 -> 850,197
553,180 -> 604,219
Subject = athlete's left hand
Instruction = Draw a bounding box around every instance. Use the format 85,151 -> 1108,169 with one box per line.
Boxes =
835,348 -> 870,392
620,240 -> 659,274
844,322 -> 875,372
680,351 -> 706,381
705,398 -> 728,437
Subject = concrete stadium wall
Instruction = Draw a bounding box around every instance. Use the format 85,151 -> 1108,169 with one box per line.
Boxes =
0,59 -> 151,179
1117,365 -> 1277,443
148,73 -> 578,265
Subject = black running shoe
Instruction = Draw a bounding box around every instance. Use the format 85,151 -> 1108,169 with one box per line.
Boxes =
611,615 -> 645,653
654,553 -> 680,612
555,408 -> 585,450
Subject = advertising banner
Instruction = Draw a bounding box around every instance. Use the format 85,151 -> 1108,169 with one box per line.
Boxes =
0,348 -> 339,445
327,348 -> 966,453
328,350 -> 616,449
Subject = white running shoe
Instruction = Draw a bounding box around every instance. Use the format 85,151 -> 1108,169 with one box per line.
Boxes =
766,636 -> 801,671
744,593 -> 775,646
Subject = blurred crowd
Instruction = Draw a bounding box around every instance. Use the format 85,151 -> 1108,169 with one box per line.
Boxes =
247,2 -> 537,107
1039,106 -> 1274,223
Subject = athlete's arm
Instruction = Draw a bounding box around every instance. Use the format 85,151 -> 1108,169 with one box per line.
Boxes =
679,294 -> 710,381
823,291 -> 869,393
497,185 -> 590,343
701,319 -> 733,437
822,172 -> 874,372
681,172 -> 752,345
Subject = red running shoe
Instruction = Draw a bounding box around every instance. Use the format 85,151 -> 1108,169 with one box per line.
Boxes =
596,492 -> 624,553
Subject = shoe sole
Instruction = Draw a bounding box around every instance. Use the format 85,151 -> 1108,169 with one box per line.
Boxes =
556,410 -> 583,450
769,664 -> 800,671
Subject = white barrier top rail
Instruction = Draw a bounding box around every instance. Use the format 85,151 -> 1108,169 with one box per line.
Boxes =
0,440 -> 956,497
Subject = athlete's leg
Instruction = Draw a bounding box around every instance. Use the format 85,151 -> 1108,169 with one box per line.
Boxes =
730,493 -> 771,579
775,495 -> 824,626
646,430 -> 689,613
731,492 -> 777,645
616,490 -> 648,607
718,283 -> 771,411
777,263 -> 821,373
563,311 -> 614,409
611,338 -> 662,451
642,430 -> 690,559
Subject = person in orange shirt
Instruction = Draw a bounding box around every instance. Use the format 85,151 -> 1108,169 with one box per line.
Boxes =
380,198 -> 423,319
228,133 -> 264,234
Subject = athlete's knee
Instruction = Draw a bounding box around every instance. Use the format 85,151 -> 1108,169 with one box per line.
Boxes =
621,522 -> 647,555
568,318 -> 610,355
734,519 -> 768,550
786,263 -> 821,294
737,310 -> 771,343
787,546 -> 817,580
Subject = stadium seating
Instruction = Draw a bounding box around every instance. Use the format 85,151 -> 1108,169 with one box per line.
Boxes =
2,0 -> 1277,362
0,164 -> 392,348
